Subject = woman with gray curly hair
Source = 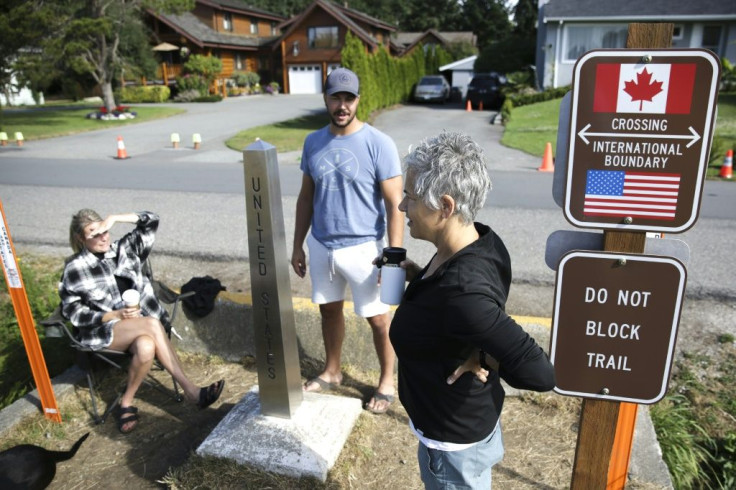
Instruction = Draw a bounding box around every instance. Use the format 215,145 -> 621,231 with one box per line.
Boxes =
389,132 -> 555,489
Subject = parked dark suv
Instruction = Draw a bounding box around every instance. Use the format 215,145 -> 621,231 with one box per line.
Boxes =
465,73 -> 503,110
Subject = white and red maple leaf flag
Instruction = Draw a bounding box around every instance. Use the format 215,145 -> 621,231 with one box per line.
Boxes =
593,63 -> 696,114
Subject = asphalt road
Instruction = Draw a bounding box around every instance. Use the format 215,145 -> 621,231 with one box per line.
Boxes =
0,94 -> 734,301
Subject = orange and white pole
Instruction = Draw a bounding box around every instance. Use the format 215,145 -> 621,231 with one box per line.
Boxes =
0,200 -> 61,422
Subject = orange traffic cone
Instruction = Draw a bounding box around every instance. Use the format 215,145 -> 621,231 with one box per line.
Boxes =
719,149 -> 733,179
538,142 -> 554,172
479,101 -> 484,111
115,136 -> 129,159
466,100 -> 472,112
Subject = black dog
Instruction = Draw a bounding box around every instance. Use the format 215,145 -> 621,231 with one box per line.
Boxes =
0,432 -> 90,490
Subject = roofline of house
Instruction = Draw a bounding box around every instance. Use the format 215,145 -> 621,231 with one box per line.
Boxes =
197,0 -> 285,22
439,55 -> 477,71
273,0 -> 379,52
150,11 -> 205,49
544,14 -> 736,23
401,29 -> 450,54
200,41 -> 261,51
149,9 -> 276,52
334,1 -> 397,32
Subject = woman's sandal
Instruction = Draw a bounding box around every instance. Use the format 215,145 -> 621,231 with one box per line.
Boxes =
117,406 -> 139,434
197,379 -> 225,409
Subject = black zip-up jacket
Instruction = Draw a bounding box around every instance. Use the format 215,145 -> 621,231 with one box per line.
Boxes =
389,223 -> 556,444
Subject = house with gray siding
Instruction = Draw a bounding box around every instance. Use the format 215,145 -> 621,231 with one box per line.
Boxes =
535,0 -> 736,89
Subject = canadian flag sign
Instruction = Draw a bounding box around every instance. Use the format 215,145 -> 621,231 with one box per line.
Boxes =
593,63 -> 696,114
565,49 -> 721,233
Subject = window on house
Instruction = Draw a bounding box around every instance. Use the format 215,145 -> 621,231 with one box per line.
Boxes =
235,53 -> 243,70
251,18 -> 258,35
563,24 -> 628,62
223,12 -> 232,32
701,25 -> 722,53
271,22 -> 277,36
308,26 -> 339,49
672,24 -> 683,40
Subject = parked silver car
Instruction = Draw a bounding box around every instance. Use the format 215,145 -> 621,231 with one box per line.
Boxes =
413,75 -> 451,103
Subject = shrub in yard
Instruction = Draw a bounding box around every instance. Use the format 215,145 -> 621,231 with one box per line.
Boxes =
176,54 -> 222,96
173,89 -> 203,102
175,74 -> 208,96
116,85 -> 171,103
193,94 -> 223,103
231,71 -> 260,88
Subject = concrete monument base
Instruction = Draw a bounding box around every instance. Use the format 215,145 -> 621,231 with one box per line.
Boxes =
196,386 -> 362,482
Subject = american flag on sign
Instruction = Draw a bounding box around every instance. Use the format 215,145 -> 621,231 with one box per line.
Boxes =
584,170 -> 680,220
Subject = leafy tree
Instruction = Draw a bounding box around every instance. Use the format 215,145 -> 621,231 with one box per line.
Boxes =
475,34 -> 536,75
460,0 -> 512,50
31,0 -> 194,112
0,1 -> 65,107
444,41 -> 479,60
394,0 -> 463,31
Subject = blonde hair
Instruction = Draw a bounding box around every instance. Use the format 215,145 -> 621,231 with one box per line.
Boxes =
69,209 -> 102,254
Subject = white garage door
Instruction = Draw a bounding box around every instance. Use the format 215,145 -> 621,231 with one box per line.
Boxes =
288,65 -> 322,94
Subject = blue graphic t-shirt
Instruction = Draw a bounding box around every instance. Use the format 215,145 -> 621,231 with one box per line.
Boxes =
301,124 -> 401,249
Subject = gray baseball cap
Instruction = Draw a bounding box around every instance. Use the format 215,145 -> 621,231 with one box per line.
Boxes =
324,68 -> 360,96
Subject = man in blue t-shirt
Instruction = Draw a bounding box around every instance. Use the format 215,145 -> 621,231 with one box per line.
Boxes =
291,67 -> 404,414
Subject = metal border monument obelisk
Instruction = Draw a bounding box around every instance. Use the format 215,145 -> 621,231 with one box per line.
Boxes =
242,138 -> 303,416
196,140 -> 362,481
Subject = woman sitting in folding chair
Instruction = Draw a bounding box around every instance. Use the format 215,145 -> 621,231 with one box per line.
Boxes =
59,209 -> 225,434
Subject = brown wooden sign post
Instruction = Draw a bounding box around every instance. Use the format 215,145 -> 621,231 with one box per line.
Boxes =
568,24 -> 688,489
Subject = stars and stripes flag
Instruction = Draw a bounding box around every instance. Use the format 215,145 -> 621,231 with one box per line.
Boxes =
583,170 -> 681,220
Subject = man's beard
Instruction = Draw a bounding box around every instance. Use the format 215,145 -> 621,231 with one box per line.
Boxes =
330,110 -> 355,128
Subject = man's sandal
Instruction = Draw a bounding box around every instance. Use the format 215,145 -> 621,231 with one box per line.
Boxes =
198,379 -> 225,409
117,406 -> 139,434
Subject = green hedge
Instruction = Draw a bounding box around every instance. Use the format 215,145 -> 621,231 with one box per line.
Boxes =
193,95 -> 223,103
116,85 -> 171,103
340,32 -> 428,121
502,86 -> 571,124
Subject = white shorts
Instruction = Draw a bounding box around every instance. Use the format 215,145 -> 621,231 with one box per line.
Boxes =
307,234 -> 389,318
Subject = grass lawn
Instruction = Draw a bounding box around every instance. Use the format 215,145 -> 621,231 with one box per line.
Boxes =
0,105 -> 185,141
502,92 -> 736,180
501,97 -> 563,158
225,111 -> 326,153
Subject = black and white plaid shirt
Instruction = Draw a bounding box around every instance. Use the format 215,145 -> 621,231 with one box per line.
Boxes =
59,211 -> 170,350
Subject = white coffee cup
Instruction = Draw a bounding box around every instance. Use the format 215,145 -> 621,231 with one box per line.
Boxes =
379,247 -> 407,305
122,289 -> 140,309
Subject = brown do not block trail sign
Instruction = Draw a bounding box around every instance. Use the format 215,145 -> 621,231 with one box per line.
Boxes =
550,251 -> 687,404
564,49 -> 720,233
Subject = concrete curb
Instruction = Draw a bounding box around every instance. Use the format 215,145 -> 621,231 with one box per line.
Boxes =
0,366 -> 85,438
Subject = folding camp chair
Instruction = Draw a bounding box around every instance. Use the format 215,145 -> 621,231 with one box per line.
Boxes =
42,260 -> 195,424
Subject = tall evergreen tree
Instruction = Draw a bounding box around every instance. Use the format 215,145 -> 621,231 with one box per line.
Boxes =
460,0 -> 512,49
512,0 -> 538,37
